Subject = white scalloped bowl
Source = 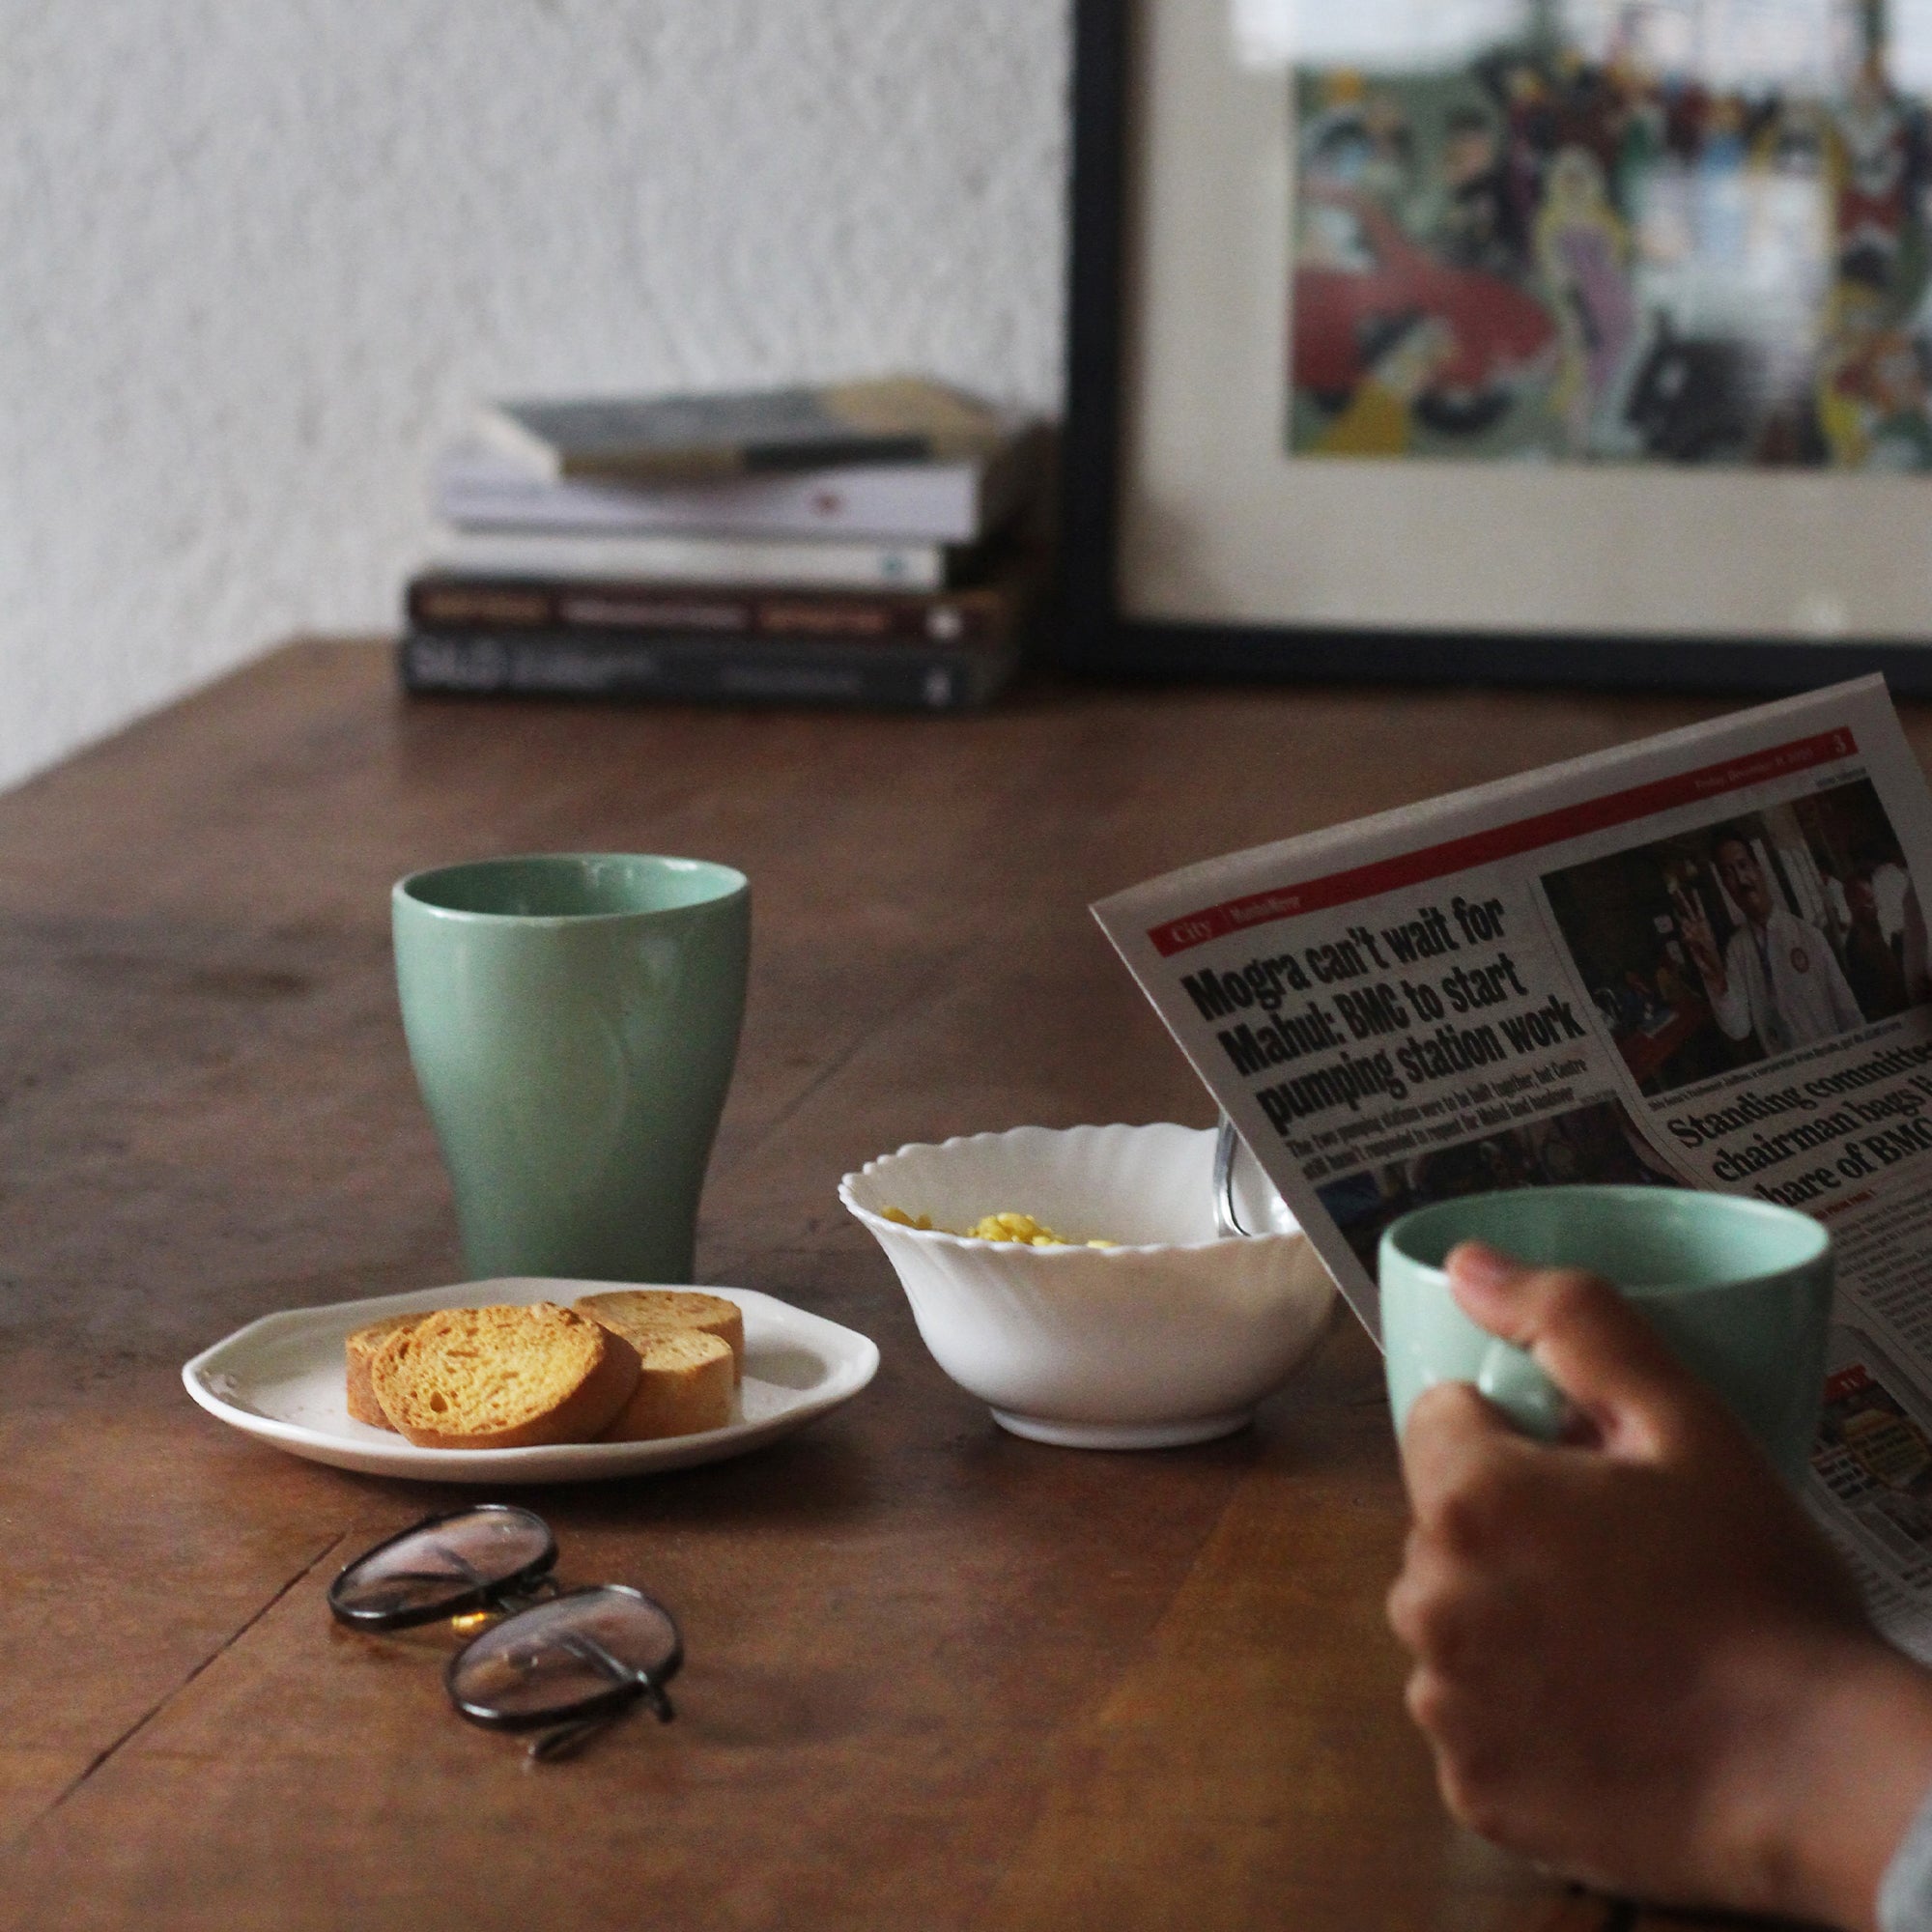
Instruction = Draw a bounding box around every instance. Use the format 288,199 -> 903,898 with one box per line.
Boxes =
838,1123 -> 1337,1449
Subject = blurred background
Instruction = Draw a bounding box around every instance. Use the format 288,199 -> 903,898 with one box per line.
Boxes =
0,1 -> 1068,791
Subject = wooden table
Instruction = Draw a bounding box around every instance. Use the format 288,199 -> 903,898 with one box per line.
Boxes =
0,642 -> 1860,1931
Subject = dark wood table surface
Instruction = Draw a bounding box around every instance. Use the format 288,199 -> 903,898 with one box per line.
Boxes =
1,640 -> 1870,1932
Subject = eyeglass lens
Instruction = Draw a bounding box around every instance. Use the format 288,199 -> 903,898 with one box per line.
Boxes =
329,1505 -> 556,1628
447,1585 -> 682,1727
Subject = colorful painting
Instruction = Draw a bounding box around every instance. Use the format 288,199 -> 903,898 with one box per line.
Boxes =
1289,0 -> 1932,467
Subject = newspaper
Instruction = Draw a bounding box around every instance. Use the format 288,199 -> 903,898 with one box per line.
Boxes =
1094,675 -> 1932,1660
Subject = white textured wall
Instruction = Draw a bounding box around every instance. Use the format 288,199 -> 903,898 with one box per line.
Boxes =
0,1 -> 1070,790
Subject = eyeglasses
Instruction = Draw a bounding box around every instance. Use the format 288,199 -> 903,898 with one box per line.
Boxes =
328,1504 -> 683,1761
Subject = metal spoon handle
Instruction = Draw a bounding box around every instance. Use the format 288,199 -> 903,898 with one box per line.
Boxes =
1213,1111 -> 1254,1239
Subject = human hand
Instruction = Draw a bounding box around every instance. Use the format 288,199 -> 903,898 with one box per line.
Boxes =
1674,890 -> 1725,992
1386,1241 -> 1932,1930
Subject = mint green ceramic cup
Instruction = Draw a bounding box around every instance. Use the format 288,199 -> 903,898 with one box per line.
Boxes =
1379,1186 -> 1833,1485
393,853 -> 749,1284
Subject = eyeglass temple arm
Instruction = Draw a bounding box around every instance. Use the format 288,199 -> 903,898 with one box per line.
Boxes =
557,1631 -> 677,1722
527,1714 -> 614,1764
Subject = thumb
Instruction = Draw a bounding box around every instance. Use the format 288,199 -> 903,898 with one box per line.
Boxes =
1445,1239 -> 1720,1458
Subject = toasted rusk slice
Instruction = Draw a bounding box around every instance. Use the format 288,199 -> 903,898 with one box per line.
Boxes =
370,1303 -> 640,1450
345,1313 -> 423,1430
598,1329 -> 734,1442
577,1288 -> 746,1383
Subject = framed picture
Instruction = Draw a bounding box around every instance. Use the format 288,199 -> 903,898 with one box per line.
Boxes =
1061,0 -> 1932,691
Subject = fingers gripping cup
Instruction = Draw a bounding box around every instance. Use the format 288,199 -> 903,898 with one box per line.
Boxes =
1378,1186 -> 1834,1485
393,854 -> 749,1284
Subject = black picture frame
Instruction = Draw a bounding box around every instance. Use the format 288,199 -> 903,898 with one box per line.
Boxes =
1057,0 -> 1932,696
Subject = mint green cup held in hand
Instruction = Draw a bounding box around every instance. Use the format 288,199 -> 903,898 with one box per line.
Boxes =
1379,1186 -> 1834,1485
393,854 -> 749,1284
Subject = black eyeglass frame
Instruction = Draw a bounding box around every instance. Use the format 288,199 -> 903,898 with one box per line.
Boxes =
443,1583 -> 685,1733
327,1503 -> 561,1632
327,1505 -> 685,1744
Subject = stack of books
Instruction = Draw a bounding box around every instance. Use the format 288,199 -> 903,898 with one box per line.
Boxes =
399,376 -> 1045,711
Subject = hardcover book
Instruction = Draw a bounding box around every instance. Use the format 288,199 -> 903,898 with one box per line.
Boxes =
399,631 -> 1017,711
435,434 -> 1040,545
439,425 -> 1043,541
476,376 -> 1015,482
405,553 -> 1033,647
427,529 -> 976,592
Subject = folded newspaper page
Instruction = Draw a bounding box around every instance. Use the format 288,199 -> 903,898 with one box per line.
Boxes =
1094,675 -> 1932,1659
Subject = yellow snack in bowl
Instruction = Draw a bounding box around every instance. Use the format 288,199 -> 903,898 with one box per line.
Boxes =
967,1211 -> 1076,1246
884,1207 -> 1116,1249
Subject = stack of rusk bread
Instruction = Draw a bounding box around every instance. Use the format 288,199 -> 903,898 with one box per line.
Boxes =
344,1290 -> 745,1449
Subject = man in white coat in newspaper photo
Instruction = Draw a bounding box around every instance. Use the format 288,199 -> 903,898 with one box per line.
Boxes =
1681,824 -> 1864,1052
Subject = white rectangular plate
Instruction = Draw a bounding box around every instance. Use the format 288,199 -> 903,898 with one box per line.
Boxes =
183,1277 -> 880,1483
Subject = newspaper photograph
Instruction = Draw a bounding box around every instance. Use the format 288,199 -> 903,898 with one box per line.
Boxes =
1093,674 -> 1932,1658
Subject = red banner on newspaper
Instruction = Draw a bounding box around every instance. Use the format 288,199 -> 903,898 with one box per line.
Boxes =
1147,727 -> 1858,957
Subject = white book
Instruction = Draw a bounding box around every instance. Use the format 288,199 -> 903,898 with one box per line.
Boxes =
433,433 -> 1039,544
427,528 -> 959,591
